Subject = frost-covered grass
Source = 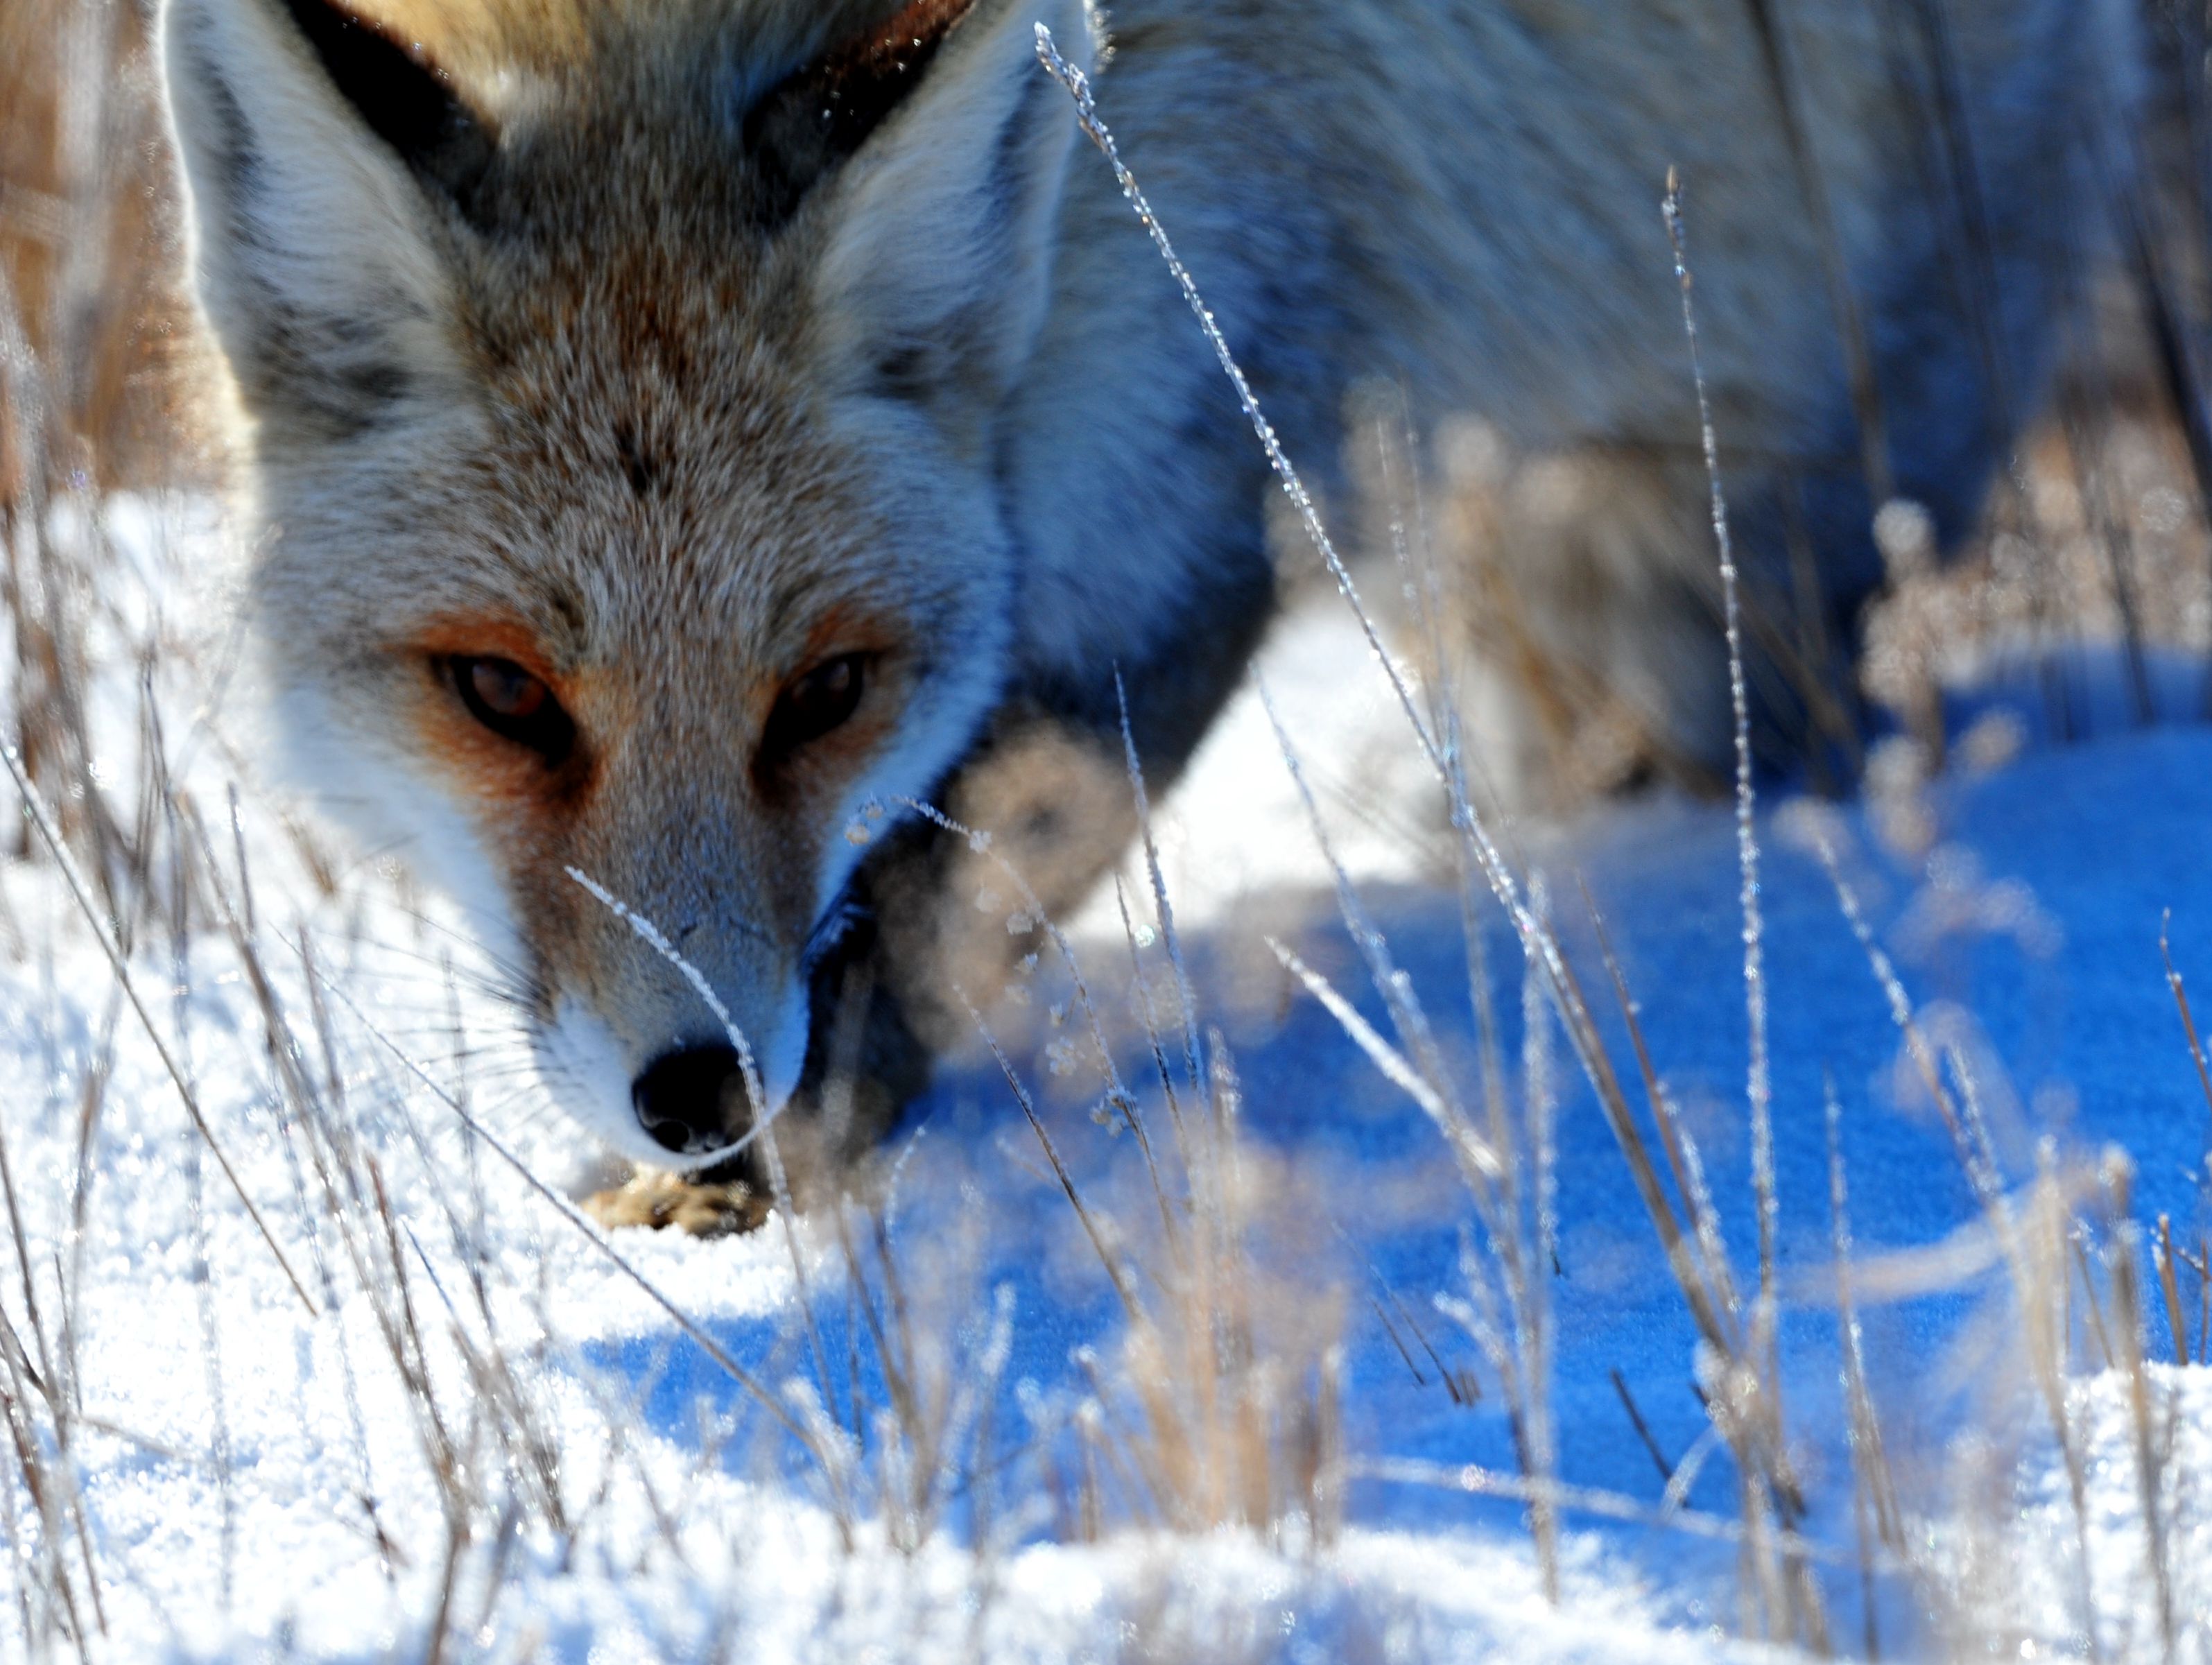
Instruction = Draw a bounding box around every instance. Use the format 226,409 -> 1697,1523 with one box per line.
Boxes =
10,9 -> 2212,1659
0,493 -> 1805,1663
0,489 -> 2210,1662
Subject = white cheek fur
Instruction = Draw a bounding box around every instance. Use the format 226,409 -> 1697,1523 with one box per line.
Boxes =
263,672 -> 525,962
533,997 -> 668,1167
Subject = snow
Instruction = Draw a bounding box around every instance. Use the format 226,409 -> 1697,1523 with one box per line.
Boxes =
1,499 -> 2209,1661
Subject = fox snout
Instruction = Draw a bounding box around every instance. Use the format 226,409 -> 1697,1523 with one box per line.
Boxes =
530,897 -> 829,1168
629,1044 -> 754,1159
534,900 -> 811,1172
512,714 -> 849,1171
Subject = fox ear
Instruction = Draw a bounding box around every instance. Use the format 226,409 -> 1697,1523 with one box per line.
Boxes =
808,0 -> 1094,417
159,0 -> 486,441
745,0 -> 987,225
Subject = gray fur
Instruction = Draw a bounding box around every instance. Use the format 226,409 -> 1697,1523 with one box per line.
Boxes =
158,0 -> 2136,1166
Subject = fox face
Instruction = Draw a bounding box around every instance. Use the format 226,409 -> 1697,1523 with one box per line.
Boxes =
161,0 -> 1091,1164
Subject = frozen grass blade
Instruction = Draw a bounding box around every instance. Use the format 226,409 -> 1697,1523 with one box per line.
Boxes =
0,1097 -> 103,1655
1824,1071 -> 1901,1660
2159,912 -> 2212,1144
1818,826 -> 2106,1649
562,867 -> 770,1158
1262,687 -> 1570,1579
1263,938 -> 1460,1146
1259,680 -> 1460,1109
2157,1215 -> 2190,1366
566,863 -> 854,1474
1116,673 -> 1204,1119
1662,171 -> 1780,1401
1581,882 -> 1745,1342
960,987 -> 1142,1326
2101,1153 -> 2178,1665
1353,1456 -> 1887,1571
894,796 -> 1169,1202
1816,833 -> 1973,1166
1519,875 -> 1561,1601
1114,874 -> 1193,1169
1032,23 -> 1444,772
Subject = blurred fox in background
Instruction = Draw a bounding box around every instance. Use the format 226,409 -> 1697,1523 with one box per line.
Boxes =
149,0 -> 2136,1196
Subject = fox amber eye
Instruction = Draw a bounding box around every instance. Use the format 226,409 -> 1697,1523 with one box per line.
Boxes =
448,655 -> 575,763
763,653 -> 867,760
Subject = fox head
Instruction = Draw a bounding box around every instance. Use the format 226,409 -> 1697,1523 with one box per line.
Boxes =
160,0 -> 1095,1166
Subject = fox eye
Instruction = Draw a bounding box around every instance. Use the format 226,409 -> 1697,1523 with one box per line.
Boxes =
763,654 -> 868,761
448,655 -> 575,763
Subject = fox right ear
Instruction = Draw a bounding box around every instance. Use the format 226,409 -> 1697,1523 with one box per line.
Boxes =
159,0 -> 485,442
806,0 -> 1093,420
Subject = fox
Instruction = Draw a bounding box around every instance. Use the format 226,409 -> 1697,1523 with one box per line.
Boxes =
157,0 -> 2134,1201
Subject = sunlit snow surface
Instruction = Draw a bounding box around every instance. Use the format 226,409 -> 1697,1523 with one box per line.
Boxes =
2,501 -> 2209,1661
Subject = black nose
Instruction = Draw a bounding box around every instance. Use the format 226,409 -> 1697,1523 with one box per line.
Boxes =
630,1044 -> 749,1157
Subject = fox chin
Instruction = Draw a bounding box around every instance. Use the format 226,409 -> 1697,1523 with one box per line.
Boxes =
159,0 -> 2134,1187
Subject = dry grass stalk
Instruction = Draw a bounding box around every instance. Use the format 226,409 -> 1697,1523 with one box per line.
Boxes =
2156,1214 -> 2191,1368
2100,1156 -> 2179,1665
960,768 -> 1346,1544
1032,38 -> 1851,1634
2161,913 -> 2212,1141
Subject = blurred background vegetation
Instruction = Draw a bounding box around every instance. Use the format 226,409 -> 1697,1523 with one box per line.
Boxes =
1,0 -> 189,509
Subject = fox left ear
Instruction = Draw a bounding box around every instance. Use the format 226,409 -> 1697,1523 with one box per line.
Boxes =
160,0 -> 486,444
806,0 -> 1096,418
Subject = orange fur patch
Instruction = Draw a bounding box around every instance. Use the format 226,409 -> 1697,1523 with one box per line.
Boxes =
399,613 -> 598,816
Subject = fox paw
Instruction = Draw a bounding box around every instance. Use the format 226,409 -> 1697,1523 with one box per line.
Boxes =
583,1169 -> 770,1238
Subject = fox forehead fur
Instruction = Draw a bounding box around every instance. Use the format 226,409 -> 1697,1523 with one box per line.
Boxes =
162,0 -> 2134,1170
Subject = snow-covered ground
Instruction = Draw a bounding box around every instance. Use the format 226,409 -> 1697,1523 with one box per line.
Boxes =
2,499 -> 2210,1662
